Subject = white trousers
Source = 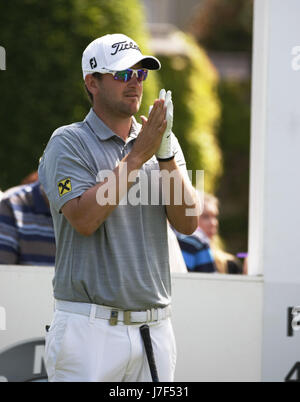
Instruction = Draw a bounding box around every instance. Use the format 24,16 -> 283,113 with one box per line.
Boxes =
45,308 -> 177,382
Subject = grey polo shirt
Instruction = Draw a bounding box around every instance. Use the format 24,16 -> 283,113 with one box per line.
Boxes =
38,108 -> 187,310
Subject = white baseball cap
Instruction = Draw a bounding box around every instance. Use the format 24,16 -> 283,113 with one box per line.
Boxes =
82,33 -> 161,79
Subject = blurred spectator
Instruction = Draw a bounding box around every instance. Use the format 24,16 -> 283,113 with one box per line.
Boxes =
0,190 -> 3,201
20,170 -> 39,185
175,207 -> 216,273
243,256 -> 248,275
0,173 -> 55,265
236,252 -> 248,274
175,192 -> 243,274
199,193 -> 243,274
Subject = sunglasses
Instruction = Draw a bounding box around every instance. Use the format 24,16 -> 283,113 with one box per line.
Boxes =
98,68 -> 148,83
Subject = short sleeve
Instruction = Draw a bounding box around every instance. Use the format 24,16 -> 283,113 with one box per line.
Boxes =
171,133 -> 192,184
38,128 -> 97,213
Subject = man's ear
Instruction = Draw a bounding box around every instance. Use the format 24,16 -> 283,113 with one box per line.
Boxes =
85,74 -> 99,96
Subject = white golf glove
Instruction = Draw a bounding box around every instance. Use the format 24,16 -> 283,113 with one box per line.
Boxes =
150,89 -> 174,161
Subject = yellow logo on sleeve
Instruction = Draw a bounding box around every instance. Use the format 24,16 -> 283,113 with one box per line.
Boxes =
58,178 -> 72,196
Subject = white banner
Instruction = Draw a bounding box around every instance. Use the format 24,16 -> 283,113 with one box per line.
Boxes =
0,266 -> 263,382
250,0 -> 300,381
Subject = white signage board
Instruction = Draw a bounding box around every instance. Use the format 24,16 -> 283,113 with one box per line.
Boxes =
249,0 -> 300,381
0,266 -> 263,382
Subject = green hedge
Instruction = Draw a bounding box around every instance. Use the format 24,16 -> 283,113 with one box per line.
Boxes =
0,0 -> 159,189
155,32 -> 222,193
216,79 -> 251,253
0,2 -> 223,204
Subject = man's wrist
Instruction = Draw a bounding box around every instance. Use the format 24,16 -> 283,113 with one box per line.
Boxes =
125,151 -> 144,171
156,154 -> 175,162
158,156 -> 177,169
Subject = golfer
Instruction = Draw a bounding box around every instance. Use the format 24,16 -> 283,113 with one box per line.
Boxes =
38,33 -> 198,382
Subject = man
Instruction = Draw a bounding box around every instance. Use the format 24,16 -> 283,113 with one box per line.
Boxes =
38,33 -> 198,382
197,193 -> 242,274
175,226 -> 216,273
0,179 -> 55,265
174,190 -> 216,273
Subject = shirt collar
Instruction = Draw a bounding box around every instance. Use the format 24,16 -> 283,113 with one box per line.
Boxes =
84,108 -> 140,142
128,117 -> 140,140
32,181 -> 51,215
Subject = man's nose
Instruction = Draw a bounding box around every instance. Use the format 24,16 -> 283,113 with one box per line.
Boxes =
128,73 -> 141,85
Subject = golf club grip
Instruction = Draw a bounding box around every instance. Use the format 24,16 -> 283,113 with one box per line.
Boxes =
140,324 -> 159,382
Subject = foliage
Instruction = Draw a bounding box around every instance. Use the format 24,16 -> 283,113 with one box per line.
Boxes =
186,0 -> 253,253
216,79 -> 251,253
0,0 -> 159,189
156,32 -> 222,193
189,0 -> 253,52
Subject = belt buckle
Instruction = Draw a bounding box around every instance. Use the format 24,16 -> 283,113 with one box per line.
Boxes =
124,309 -> 158,325
124,310 -> 134,325
150,308 -> 158,323
109,310 -> 119,326
145,308 -> 157,323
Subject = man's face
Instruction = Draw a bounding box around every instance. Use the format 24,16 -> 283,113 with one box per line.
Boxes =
92,63 -> 144,118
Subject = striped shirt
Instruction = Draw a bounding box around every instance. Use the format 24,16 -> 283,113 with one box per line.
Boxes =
175,228 -> 216,273
0,181 -> 55,265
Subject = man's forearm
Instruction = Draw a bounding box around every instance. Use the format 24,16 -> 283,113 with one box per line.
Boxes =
61,152 -> 143,236
159,159 -> 199,235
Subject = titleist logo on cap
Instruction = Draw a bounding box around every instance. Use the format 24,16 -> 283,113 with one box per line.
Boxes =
111,41 -> 141,56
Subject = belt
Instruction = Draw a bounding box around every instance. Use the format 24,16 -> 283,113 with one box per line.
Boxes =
55,300 -> 171,326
